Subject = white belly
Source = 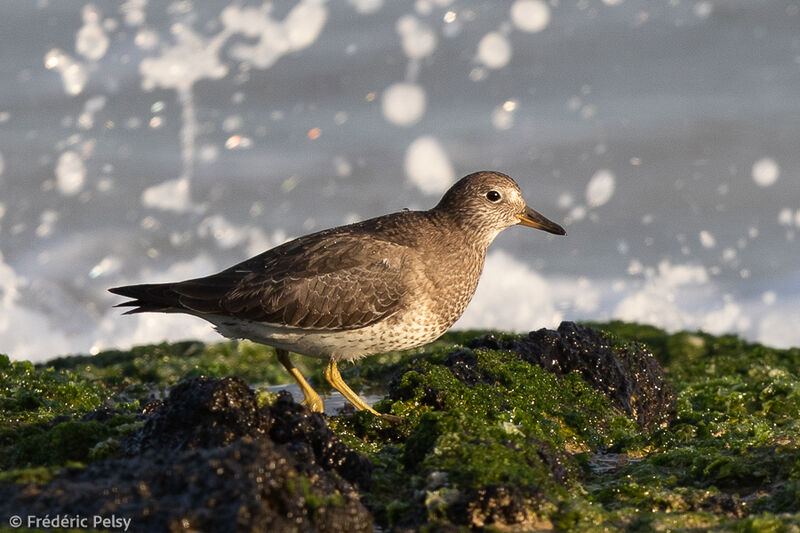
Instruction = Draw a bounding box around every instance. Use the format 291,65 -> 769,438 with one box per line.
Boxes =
203,309 -> 448,362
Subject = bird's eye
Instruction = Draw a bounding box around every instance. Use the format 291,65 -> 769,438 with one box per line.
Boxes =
486,190 -> 501,202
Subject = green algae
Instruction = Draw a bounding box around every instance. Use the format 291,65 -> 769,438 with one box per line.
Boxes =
0,354 -> 109,428
328,324 -> 800,530
287,474 -> 347,522
44,340 -> 304,390
569,322 -> 800,532
328,341 -> 642,528
0,353 -> 142,486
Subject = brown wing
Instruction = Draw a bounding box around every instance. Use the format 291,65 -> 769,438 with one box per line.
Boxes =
168,233 -> 412,330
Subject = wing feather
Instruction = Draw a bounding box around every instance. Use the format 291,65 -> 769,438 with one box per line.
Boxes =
111,211 -> 434,328
169,235 -> 412,330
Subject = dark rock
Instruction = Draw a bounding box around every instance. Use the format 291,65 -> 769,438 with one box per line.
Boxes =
80,405 -> 121,422
471,322 -> 677,431
443,348 -> 495,386
122,379 -> 371,489
420,385 -> 447,410
121,376 -> 268,454
448,484 -> 532,528
697,492 -> 742,517
141,399 -> 164,415
1,437 -> 371,533
2,377 -> 373,532
49,414 -> 72,426
533,440 -> 569,486
514,322 -> 676,430
467,334 -> 503,351
268,391 -> 372,489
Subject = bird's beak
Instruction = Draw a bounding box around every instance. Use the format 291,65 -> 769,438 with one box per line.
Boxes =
516,206 -> 567,235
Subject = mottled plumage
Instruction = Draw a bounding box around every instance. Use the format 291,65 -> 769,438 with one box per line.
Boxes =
110,171 -> 565,418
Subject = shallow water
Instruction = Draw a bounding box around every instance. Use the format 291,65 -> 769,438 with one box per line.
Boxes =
265,383 -> 383,417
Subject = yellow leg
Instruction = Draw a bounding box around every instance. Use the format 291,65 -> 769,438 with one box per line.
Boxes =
277,349 -> 324,413
324,359 -> 401,421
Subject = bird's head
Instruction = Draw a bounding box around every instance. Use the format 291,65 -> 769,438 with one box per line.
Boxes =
434,170 -> 566,246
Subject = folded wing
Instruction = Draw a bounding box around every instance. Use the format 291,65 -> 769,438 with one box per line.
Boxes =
110,231 -> 412,331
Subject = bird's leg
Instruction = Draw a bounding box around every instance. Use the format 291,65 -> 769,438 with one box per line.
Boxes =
276,349 -> 324,413
324,359 -> 401,421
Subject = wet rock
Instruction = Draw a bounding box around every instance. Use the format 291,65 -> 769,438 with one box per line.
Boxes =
2,377 -> 373,533
533,440 -> 569,486
443,348 -> 495,386
472,322 -> 677,431
122,376 -> 268,454
268,391 -> 373,489
696,492 -> 743,517
448,484 -> 532,528
80,405 -> 122,422
1,437 -> 371,533
122,379 -> 370,488
419,385 -> 448,410
466,334 -> 503,351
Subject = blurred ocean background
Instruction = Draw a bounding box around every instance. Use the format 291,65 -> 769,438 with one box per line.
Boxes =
1,0 -> 799,362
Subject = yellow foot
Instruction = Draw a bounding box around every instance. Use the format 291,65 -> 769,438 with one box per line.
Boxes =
324,359 -> 402,422
375,412 -> 403,423
301,394 -> 325,414
277,349 -> 325,413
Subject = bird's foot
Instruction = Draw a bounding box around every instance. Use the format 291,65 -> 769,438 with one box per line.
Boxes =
301,394 -> 325,413
325,359 -> 403,422
277,349 -> 325,413
374,412 -> 403,423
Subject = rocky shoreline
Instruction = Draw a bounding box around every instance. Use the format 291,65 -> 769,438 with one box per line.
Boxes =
2,322 -> 799,531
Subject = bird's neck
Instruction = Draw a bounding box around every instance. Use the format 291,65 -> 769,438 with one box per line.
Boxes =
428,208 -> 503,253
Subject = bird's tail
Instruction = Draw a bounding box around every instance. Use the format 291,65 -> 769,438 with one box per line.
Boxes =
108,283 -> 182,315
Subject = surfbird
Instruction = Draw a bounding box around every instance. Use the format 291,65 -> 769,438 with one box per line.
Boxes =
110,171 -> 566,419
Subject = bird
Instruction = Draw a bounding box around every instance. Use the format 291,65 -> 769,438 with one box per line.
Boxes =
110,171 -> 566,420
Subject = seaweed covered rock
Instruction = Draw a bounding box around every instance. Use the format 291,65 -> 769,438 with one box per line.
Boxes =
341,324 -> 654,530
443,348 -> 495,386
447,484 -> 535,529
121,376 -> 370,488
268,390 -> 373,489
121,376 -> 268,453
338,322 -> 677,529
2,377 -> 373,533
4,323 -> 800,531
1,437 -> 369,533
470,321 -> 677,430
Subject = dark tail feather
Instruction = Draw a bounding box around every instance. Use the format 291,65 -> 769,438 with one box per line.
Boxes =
109,283 -> 183,315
